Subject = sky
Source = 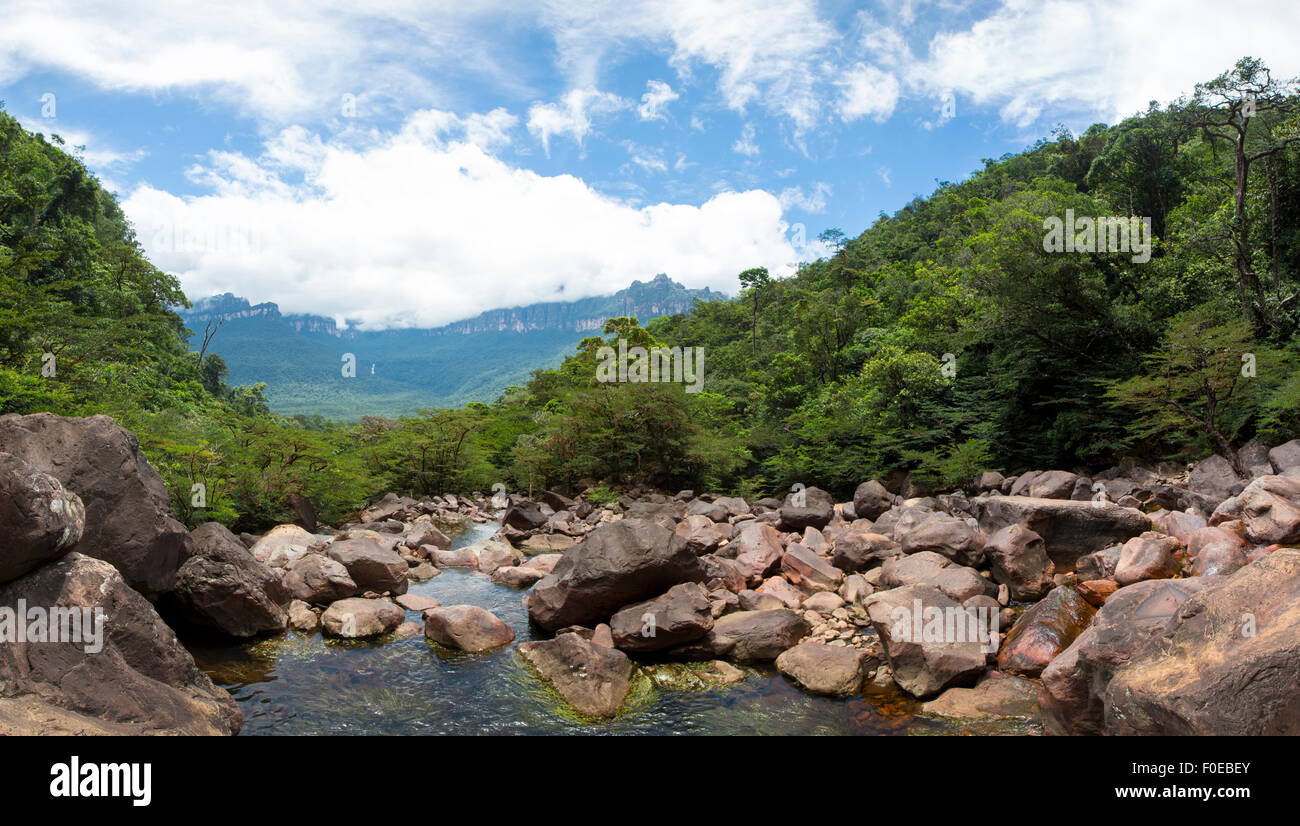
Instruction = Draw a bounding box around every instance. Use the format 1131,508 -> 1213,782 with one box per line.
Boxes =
1,0 -> 1298,330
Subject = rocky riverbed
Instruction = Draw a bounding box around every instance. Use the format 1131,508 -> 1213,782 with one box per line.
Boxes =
3,411 -> 1300,735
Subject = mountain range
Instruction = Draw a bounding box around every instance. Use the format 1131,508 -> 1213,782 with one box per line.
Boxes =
179,274 -> 723,419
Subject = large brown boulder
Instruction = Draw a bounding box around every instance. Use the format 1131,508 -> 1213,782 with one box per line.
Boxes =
852,480 -> 893,520
865,584 -> 988,698
983,523 -> 1055,601
1186,453 -> 1245,506
728,522 -> 785,585
1185,526 -> 1248,577
780,543 -> 843,592
830,529 -> 899,572
1105,550 -> 1300,735
281,553 -> 359,604
0,413 -> 192,598
1113,532 -> 1181,586
168,523 -> 287,637
880,551 -> 995,602
1211,475 -> 1300,545
424,605 -> 515,651
610,582 -> 713,652
525,519 -> 704,631
0,452 -> 85,582
326,537 -> 409,595
969,496 -> 1149,570
670,608 -> 810,662
518,633 -> 633,718
776,641 -> 874,696
1039,578 -> 1219,735
898,514 -> 986,567
778,486 -> 834,531
0,553 -> 240,735
996,586 -> 1095,677
320,597 -> 404,638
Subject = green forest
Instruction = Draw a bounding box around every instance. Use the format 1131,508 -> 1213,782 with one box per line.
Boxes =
3,57 -> 1298,532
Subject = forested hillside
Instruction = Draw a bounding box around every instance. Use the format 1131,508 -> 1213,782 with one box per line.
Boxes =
3,57 -> 1298,531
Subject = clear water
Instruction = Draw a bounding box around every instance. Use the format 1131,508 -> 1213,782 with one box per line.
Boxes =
189,522 -> 1036,735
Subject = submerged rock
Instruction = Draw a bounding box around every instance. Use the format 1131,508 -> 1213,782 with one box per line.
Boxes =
997,586 -> 1095,677
424,605 -> 515,652
518,633 -> 633,719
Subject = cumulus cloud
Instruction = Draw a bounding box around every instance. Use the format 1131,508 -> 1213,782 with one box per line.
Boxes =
837,63 -> 901,122
124,111 -> 799,330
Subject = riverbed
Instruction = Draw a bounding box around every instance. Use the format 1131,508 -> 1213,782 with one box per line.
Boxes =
190,522 -> 1037,735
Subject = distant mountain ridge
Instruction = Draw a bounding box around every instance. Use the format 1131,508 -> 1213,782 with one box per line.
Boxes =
179,274 -> 722,419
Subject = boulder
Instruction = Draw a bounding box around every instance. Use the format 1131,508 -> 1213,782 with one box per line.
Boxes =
503,500 -> 547,531
879,551 -> 995,603
829,530 -> 899,572
0,553 -> 240,735
775,641 -> 874,696
969,496 -> 1149,570
975,471 -> 1006,493
249,524 -> 319,568
1186,453 -> 1245,505
670,608 -> 809,662
898,514 -> 986,567
0,452 -> 85,582
525,519 -> 704,631
286,599 -> 319,632
983,523 -> 1055,601
1239,439 -> 1275,478
168,522 -> 287,637
1104,550 -> 1300,734
729,522 -> 787,584
778,486 -> 834,531
490,565 -> 545,588
758,576 -> 808,608
609,582 -> 714,652
1074,545 -> 1122,581
1186,526 -> 1248,577
518,633 -> 633,718
405,526 -> 451,551
281,553 -> 359,604
1039,578 -> 1218,735
852,480 -> 893,520
1113,532 -> 1181,586
0,413 -> 191,598
996,586 -> 1095,677
473,538 -> 520,574
780,543 -> 843,592
1213,475 -> 1300,545
433,547 -> 478,568
865,584 -> 988,698
920,671 -> 1040,721
424,605 -> 515,651
1266,439 -> 1300,473
520,533 -> 577,554
1025,470 -> 1079,500
394,593 -> 440,612
326,538 -> 409,595
320,598 -> 404,638
674,514 -> 726,554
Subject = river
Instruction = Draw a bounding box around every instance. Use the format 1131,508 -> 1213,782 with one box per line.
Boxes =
189,521 -> 1035,735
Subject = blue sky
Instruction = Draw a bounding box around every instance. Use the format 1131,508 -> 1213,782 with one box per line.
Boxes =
2,0 -> 1297,329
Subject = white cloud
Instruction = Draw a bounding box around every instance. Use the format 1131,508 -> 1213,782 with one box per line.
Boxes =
837,63 -> 901,122
732,122 -> 759,156
907,0 -> 1300,126
526,88 -> 627,154
637,79 -> 680,121
124,111 -> 799,330
778,182 -> 832,213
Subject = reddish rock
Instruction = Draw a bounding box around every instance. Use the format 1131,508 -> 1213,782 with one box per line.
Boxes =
997,586 -> 1095,677
1113,532 -> 1181,586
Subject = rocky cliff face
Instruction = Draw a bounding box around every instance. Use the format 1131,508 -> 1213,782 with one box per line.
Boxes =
185,273 -> 720,340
